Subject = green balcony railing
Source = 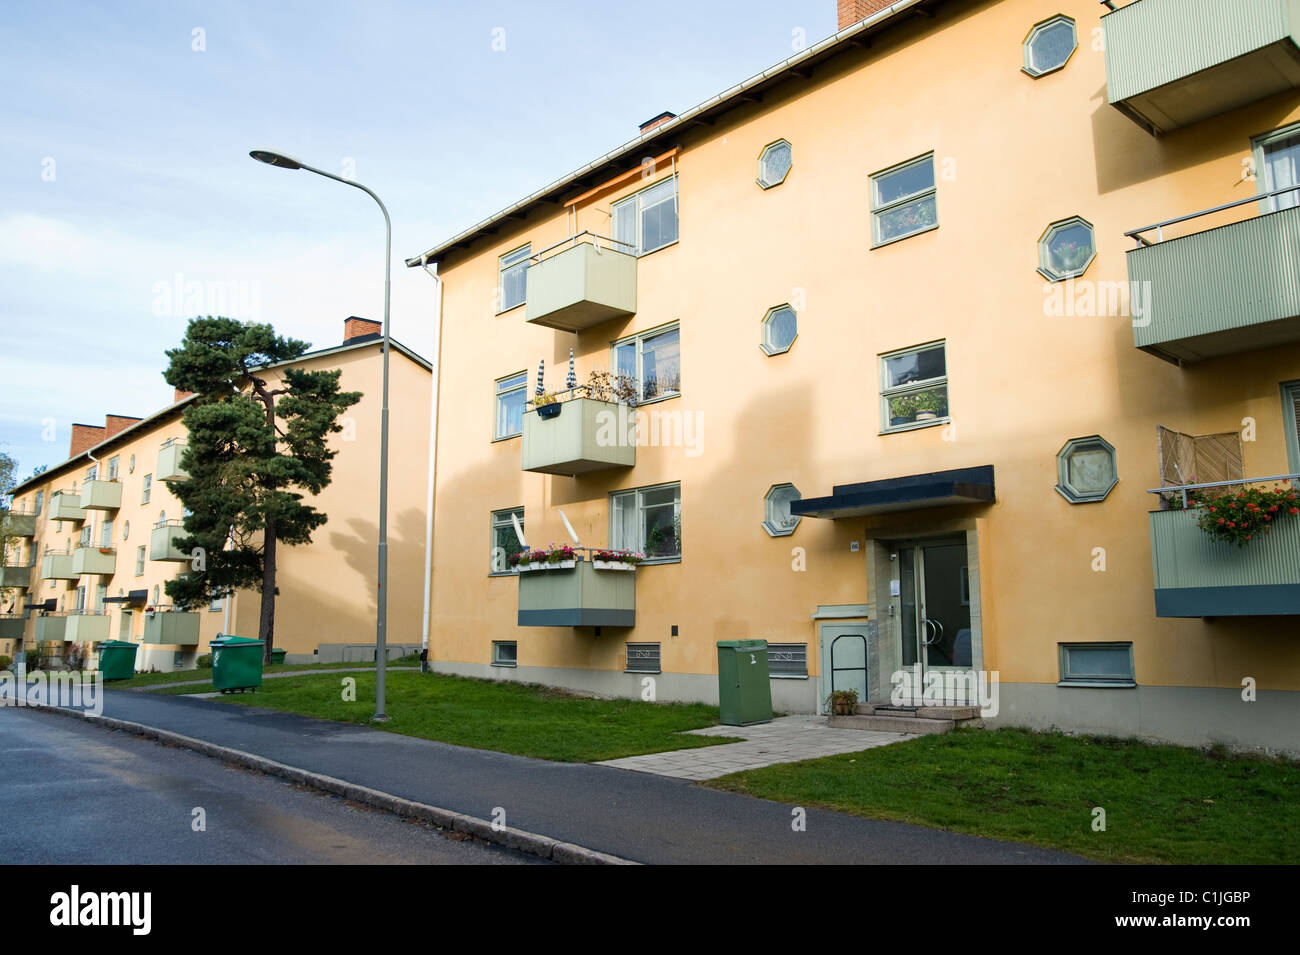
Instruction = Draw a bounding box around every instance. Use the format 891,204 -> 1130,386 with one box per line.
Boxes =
35,614 -> 68,643
517,557 -> 636,627
7,513 -> 36,537
1128,196 -> 1300,363
157,439 -> 189,482
524,233 -> 637,333
66,613 -> 110,642
47,491 -> 85,523
521,395 -> 637,476
80,479 -> 122,511
143,610 -> 200,645
71,545 -> 117,576
1103,0 -> 1300,135
0,615 -> 25,640
150,521 -> 190,562
0,565 -> 31,590
1149,476 -> 1300,616
40,551 -> 77,581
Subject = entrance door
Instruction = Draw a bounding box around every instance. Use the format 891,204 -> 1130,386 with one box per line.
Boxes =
897,538 -> 974,704
818,623 -> 868,715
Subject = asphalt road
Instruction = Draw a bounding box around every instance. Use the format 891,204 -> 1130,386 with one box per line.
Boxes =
0,708 -> 539,864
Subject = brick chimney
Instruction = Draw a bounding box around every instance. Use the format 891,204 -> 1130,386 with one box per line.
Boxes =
639,111 -> 676,135
104,414 -> 141,439
343,316 -> 382,344
69,424 -> 106,458
173,388 -> 195,403
838,0 -> 893,30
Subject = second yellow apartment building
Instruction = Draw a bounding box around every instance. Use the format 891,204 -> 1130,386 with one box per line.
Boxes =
1,319 -> 431,670
405,0 -> 1300,752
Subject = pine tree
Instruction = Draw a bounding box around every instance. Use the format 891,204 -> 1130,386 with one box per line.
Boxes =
162,317 -> 361,660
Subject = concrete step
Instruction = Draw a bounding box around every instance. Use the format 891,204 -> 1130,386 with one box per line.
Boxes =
856,703 -> 980,720
829,714 -> 959,735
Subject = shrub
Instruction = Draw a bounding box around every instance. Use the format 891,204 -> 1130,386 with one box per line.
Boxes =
0,654 -> 11,671
196,653 -> 212,668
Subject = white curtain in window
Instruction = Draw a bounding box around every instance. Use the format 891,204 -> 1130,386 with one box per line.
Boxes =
1264,133 -> 1300,210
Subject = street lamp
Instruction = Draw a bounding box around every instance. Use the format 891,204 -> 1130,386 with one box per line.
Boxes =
250,148 -> 392,722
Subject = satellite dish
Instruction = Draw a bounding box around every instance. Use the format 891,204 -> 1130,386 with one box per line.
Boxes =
558,509 -> 581,547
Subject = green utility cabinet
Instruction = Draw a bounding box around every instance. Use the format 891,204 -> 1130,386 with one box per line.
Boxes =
716,639 -> 772,726
210,634 -> 265,693
270,648 -> 286,665
97,640 -> 138,681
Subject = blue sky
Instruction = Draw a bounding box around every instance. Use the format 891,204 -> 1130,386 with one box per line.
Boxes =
0,0 -> 835,482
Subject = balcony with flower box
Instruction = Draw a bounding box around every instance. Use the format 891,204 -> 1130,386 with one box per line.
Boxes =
157,438 -> 189,482
1149,476 -> 1300,616
515,547 -> 637,627
47,490 -> 85,523
40,549 -> 77,581
150,520 -> 190,562
524,232 -> 637,333
1103,0 -> 1300,136
72,544 -> 116,576
1127,191 -> 1300,363
66,612 -> 110,642
522,387 -> 637,476
143,608 -> 201,645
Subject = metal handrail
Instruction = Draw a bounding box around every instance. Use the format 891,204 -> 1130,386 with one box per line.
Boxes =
1125,184 -> 1300,247
529,230 -> 635,264
160,437 -> 186,449
1148,473 -> 1300,508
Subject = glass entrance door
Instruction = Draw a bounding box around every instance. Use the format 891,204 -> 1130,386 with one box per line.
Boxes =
897,539 -> 974,703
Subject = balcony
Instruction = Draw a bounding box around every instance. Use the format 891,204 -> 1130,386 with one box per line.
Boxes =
1104,0 -> 1300,135
72,545 -> 116,576
35,615 -> 67,643
47,491 -> 85,523
40,551 -> 77,581
521,395 -> 636,476
8,513 -> 36,537
0,565 -> 31,589
0,615 -> 24,640
157,439 -> 189,482
66,613 -> 110,642
518,557 -> 635,627
143,610 -> 200,645
1128,198 -> 1300,363
80,479 -> 122,511
1149,480 -> 1300,616
525,233 -> 637,333
150,521 -> 189,562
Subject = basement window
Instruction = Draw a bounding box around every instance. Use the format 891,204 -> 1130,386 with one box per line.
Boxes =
492,641 -> 518,667
625,642 -> 661,674
768,643 -> 808,678
1058,642 -> 1135,688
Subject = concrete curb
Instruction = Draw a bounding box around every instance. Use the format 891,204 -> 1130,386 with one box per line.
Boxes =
33,704 -> 640,866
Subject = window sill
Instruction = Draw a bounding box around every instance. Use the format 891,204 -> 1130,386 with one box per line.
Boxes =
1057,680 -> 1136,689
871,223 -> 939,250
490,661 -> 518,668
488,572 -> 516,579
879,416 -> 950,436
638,557 -> 681,567
625,669 -> 661,675
495,302 -> 525,317
491,433 -> 521,444
634,390 -> 681,408
770,673 -> 808,680
635,239 -> 679,259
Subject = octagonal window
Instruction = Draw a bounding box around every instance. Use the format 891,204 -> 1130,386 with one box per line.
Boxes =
763,483 -> 802,537
757,139 -> 792,189
1038,216 -> 1095,281
761,304 -> 798,356
1055,436 -> 1117,503
1023,15 -> 1076,78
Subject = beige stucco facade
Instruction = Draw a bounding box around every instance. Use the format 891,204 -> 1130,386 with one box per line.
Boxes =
414,0 -> 1300,751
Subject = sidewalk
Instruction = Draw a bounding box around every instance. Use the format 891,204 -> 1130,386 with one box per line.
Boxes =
35,690 -> 1086,865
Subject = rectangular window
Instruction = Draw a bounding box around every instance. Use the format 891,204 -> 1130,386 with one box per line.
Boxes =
490,507 -> 524,575
34,491 -> 43,515
492,641 -> 517,667
209,593 -> 224,612
611,482 -> 681,562
1254,124 -> 1300,212
611,176 -> 679,256
135,545 -> 146,576
879,341 -> 949,432
613,323 -> 680,403
1284,381 -> 1300,474
498,243 -> 531,313
107,456 -> 119,480
100,520 -> 113,547
86,465 -> 98,482
75,586 -> 86,612
95,584 -> 107,613
768,643 -> 808,678
79,526 -> 91,548
172,651 -> 185,670
871,153 -> 937,246
495,372 -> 527,440
1058,642 -> 1135,687
142,474 -> 152,504
625,642 -> 661,673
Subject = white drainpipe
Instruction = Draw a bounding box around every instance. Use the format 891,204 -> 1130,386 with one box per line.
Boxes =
418,257 -> 444,672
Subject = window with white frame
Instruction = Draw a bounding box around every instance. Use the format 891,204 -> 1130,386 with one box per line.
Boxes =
611,483 -> 680,562
79,526 -> 91,548
1255,123 -> 1300,212
34,491 -> 43,515
75,586 -> 86,612
210,593 -> 224,612
107,456 -> 119,480
490,507 -> 524,575
880,341 -> 949,432
613,323 -> 680,402
498,244 -> 531,313
135,545 -> 145,576
1058,642 -> 1135,687
492,641 -> 517,667
1283,381 -> 1300,474
95,584 -> 107,613
871,153 -> 937,246
611,176 -> 678,256
100,519 -> 113,547
142,474 -> 152,504
495,372 -> 527,440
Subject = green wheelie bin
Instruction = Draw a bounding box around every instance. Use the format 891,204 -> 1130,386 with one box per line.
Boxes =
97,640 -> 138,681
210,634 -> 265,693
716,639 -> 772,726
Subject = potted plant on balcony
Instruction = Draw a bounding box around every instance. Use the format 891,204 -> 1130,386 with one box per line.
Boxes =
592,548 -> 643,571
827,688 -> 858,715
1180,484 -> 1300,547
534,392 -> 562,420
541,543 -> 576,568
584,370 -> 640,407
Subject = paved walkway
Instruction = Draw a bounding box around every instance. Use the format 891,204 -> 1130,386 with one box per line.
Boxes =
133,666 -> 420,691
598,715 -> 905,780
9,690 -> 1085,864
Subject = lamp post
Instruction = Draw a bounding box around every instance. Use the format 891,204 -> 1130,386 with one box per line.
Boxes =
250,149 -> 391,721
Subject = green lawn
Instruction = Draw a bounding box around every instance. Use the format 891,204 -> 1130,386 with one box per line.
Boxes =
178,670 -> 737,762
709,726 -> 1300,864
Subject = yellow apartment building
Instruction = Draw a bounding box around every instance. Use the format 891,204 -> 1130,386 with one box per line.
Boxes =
406,0 -> 1300,751
1,319 -> 431,672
